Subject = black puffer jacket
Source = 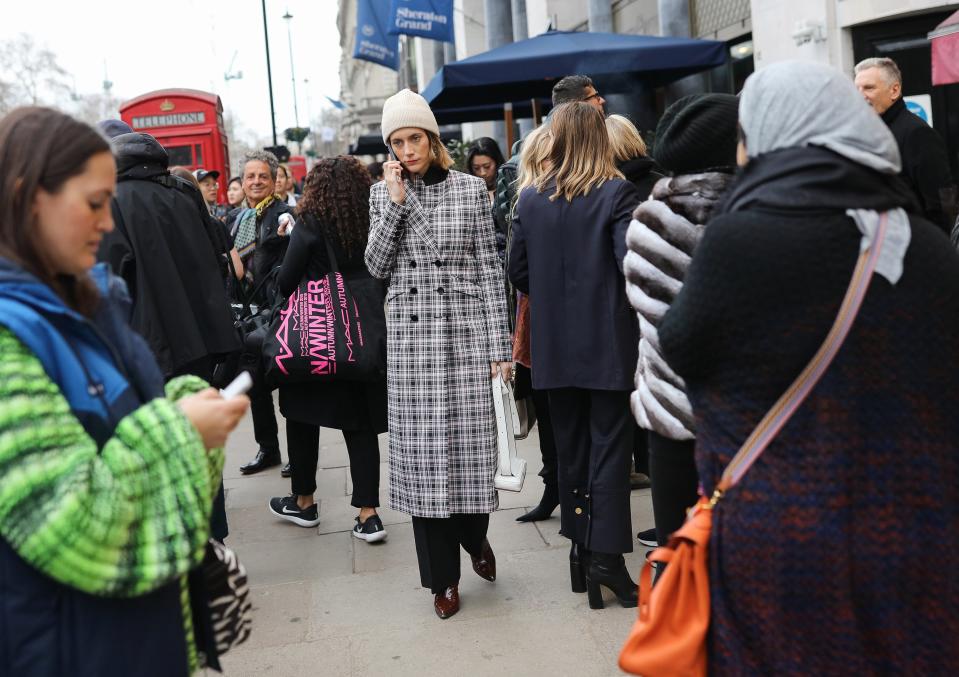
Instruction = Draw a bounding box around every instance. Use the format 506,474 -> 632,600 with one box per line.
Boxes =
98,133 -> 239,376
624,171 -> 734,439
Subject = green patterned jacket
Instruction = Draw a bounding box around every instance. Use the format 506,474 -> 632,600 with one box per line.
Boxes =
0,327 -> 223,673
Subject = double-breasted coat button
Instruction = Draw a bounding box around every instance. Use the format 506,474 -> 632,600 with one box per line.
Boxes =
410,287 -> 418,295
410,314 -> 418,322
436,287 -> 445,294
434,260 -> 443,267
410,260 -> 417,268
574,507 -> 583,515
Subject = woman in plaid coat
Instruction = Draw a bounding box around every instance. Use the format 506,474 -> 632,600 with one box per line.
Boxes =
366,89 -> 513,620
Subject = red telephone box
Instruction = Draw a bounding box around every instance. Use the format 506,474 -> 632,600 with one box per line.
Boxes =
287,155 -> 307,187
120,88 -> 231,204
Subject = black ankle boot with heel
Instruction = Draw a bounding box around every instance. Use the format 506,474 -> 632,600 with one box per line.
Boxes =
516,482 -> 559,522
569,542 -> 589,593
585,552 -> 638,609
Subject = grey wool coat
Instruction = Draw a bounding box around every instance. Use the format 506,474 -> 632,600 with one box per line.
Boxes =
366,167 -> 512,518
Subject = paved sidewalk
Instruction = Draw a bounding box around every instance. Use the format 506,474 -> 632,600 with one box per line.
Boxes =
217,409 -> 654,677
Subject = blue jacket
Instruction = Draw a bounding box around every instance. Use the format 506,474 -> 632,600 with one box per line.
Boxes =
0,259 -> 190,677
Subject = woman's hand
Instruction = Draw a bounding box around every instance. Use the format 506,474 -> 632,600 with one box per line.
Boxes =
384,160 -> 406,205
490,361 -> 514,382
178,388 -> 250,450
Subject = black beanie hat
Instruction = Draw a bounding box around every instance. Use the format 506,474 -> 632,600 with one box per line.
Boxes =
97,119 -> 134,139
652,93 -> 739,175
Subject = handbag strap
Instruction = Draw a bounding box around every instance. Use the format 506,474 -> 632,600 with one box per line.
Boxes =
711,211 -> 890,502
493,376 -> 517,475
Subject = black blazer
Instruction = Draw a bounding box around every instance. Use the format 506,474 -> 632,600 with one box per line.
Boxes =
508,178 -> 640,391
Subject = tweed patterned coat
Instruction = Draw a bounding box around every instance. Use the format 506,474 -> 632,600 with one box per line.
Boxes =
660,150 -> 959,673
366,168 -> 512,518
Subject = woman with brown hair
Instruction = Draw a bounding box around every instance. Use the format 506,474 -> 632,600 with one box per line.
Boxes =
366,89 -> 512,619
508,101 -> 640,609
0,107 -> 248,674
267,156 -> 388,542
276,163 -> 298,207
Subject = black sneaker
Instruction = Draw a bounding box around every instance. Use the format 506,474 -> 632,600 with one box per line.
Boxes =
269,496 -> 320,528
352,514 -> 387,543
637,528 -> 658,547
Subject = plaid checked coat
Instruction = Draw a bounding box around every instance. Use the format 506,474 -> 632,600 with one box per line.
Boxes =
366,168 -> 512,518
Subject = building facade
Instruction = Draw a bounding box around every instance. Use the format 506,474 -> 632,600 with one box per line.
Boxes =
337,0 -> 957,171
750,0 -> 958,173
336,0 -> 400,153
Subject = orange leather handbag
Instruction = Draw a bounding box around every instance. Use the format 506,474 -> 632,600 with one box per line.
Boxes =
619,214 -> 889,677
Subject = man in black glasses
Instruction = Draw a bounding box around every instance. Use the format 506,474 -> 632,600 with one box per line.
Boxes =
551,74 -> 606,114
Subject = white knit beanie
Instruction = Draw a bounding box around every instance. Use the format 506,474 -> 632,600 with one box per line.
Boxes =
381,89 -> 440,143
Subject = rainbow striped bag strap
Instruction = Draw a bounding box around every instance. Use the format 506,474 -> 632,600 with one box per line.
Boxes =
708,211 -> 889,504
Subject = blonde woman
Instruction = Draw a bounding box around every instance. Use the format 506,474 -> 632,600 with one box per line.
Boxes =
515,125 -> 553,198
366,89 -> 512,620
509,124 -> 560,524
605,114 -> 663,200
508,102 -> 640,610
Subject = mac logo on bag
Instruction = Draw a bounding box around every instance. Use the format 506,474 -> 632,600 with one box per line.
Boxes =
273,275 -> 362,376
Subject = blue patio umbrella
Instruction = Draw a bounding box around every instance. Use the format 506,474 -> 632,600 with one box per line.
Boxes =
421,30 -> 728,112
432,98 -> 552,125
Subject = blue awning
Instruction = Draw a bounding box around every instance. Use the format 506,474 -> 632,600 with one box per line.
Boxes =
432,98 -> 552,124
422,30 -> 728,111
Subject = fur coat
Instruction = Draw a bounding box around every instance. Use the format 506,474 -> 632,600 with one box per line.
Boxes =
624,172 -> 734,440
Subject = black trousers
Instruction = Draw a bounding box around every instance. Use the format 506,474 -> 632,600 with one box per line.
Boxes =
285,419 -> 380,507
411,514 -> 489,594
633,424 -> 649,475
166,356 -> 228,541
250,383 -> 279,452
547,388 -> 634,555
648,431 -> 699,546
530,386 -> 558,488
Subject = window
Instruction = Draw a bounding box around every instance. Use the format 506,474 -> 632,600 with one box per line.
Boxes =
166,145 -> 193,166
194,144 -> 204,166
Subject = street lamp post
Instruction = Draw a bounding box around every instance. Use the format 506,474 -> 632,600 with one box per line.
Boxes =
261,0 -> 278,145
282,9 -> 301,132
304,77 -> 318,158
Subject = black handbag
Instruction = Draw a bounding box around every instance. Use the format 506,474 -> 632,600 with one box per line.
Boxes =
210,259 -> 278,390
261,227 -> 386,385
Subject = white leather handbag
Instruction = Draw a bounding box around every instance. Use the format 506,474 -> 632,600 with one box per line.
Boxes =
492,374 -> 527,492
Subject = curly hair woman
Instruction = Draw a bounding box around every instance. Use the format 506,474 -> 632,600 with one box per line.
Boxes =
267,156 -> 389,543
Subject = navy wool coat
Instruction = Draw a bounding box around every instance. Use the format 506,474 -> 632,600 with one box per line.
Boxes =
508,178 -> 640,391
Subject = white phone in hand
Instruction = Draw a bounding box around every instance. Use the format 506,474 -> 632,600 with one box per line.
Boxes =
278,213 -> 295,236
220,371 -> 253,400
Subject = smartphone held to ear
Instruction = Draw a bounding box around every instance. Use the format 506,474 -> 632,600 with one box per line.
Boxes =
387,146 -> 409,180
